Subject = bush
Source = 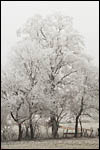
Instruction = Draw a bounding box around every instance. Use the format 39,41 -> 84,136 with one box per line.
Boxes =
1,126 -> 17,142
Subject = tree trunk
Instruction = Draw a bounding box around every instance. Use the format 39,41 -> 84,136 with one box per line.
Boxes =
18,123 -> 22,141
75,116 -> 79,137
79,119 -> 82,137
51,116 -> 59,138
75,96 -> 84,137
25,127 -> 29,138
29,119 -> 34,139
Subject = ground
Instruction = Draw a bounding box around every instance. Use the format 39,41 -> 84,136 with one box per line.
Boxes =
1,138 -> 99,149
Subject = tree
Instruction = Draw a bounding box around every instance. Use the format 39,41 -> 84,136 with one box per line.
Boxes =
67,63 -> 99,137
2,13 -> 99,141
9,39 -> 43,139
1,69 -> 29,141
16,13 -> 91,138
1,39 -> 43,140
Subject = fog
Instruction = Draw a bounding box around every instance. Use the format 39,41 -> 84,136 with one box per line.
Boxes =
1,1 -> 99,67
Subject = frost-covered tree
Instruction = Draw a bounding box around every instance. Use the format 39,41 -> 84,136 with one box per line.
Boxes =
66,63 -> 99,137
1,13 -> 99,140
8,39 -> 43,140
1,69 -> 28,140
16,13 -> 95,138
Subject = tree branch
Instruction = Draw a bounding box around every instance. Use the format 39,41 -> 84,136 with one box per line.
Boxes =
10,112 -> 18,122
59,112 -> 68,122
57,70 -> 77,85
57,107 -> 64,122
40,27 -> 48,41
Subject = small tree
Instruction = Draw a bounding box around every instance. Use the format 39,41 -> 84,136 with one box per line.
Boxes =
67,64 -> 99,137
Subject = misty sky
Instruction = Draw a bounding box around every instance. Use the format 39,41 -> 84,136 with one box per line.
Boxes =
1,1 -> 99,67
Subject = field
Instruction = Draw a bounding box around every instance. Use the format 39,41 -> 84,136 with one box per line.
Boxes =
1,121 -> 99,149
1,138 -> 99,149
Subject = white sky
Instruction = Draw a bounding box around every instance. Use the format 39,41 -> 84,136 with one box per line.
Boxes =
1,1 -> 99,67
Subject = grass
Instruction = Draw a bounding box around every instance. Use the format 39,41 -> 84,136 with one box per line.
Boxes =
1,137 -> 99,149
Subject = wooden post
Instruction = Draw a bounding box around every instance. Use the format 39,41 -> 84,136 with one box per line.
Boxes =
63,129 -> 64,138
90,128 -> 93,137
66,129 -> 68,138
